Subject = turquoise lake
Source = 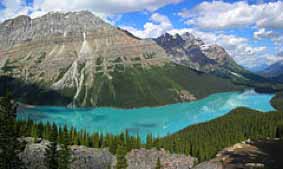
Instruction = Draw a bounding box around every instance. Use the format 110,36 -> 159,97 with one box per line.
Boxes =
17,90 -> 275,138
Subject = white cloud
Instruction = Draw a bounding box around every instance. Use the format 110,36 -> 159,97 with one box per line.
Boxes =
0,0 -> 30,21
0,0 -> 182,21
122,13 -> 173,38
179,1 -> 283,29
32,0 -> 181,15
254,28 -> 274,40
253,28 -> 283,50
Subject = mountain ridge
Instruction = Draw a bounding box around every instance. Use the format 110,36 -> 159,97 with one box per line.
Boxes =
0,11 -> 271,108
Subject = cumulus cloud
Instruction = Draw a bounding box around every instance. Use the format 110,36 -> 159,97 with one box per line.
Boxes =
253,28 -> 283,50
179,1 -> 283,29
0,0 -> 182,21
0,0 -> 31,21
254,28 -> 274,40
32,0 -> 182,15
122,13 -> 173,38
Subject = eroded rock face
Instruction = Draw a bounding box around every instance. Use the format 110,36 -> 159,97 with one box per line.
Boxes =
127,148 -> 197,169
0,11 -> 169,107
71,146 -> 114,169
192,161 -> 223,169
155,33 -> 245,75
18,138 -> 197,169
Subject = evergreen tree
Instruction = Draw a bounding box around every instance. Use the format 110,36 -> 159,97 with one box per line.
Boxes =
155,157 -> 162,169
276,122 -> 283,138
115,145 -> 128,169
31,124 -> 38,143
0,95 -> 23,169
45,123 -> 59,169
58,125 -> 71,169
146,133 -> 153,149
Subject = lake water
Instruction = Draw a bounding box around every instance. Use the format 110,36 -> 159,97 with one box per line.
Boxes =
17,90 -> 275,138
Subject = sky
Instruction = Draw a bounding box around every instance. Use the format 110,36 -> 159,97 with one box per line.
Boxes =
0,0 -> 282,70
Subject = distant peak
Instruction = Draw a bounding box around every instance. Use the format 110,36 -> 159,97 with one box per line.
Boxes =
181,32 -> 195,39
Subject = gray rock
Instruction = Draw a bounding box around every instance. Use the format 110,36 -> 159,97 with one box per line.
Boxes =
154,32 -> 246,75
192,161 -> 223,169
18,138 -> 197,169
127,148 -> 197,169
71,146 -> 114,169
18,137 -> 115,169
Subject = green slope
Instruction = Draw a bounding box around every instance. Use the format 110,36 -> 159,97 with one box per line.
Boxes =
0,64 -> 244,108
271,92 -> 283,111
81,64 -> 244,108
159,107 -> 283,161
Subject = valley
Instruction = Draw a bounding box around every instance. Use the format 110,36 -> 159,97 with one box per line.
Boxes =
0,9 -> 283,169
0,11 -> 279,108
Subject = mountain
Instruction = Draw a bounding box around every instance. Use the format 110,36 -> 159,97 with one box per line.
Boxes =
155,33 -> 267,84
262,61 -> 283,77
262,61 -> 283,83
0,11 -> 261,108
258,52 -> 283,83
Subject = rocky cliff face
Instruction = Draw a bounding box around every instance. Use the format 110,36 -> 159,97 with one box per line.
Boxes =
127,148 -> 196,169
155,33 -> 248,77
0,11 -> 175,107
19,137 -> 196,169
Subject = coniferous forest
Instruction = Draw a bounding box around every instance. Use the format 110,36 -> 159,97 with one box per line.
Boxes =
1,93 -> 283,168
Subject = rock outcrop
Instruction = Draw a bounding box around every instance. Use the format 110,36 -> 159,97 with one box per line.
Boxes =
19,137 -> 115,169
18,137 -> 196,169
193,161 -> 223,169
193,138 -> 283,169
154,33 -> 249,78
127,148 -> 197,169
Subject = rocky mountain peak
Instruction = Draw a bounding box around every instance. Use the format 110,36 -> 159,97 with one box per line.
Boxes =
0,11 -> 112,48
181,33 -> 204,48
155,32 -> 245,74
155,33 -> 185,48
0,11 -> 170,107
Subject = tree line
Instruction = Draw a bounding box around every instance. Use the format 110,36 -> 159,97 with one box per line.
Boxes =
159,107 -> 283,161
13,107 -> 283,164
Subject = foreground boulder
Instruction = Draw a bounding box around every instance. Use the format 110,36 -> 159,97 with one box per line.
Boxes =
127,148 -> 197,169
193,138 -> 283,169
19,137 -> 196,169
19,137 -> 114,169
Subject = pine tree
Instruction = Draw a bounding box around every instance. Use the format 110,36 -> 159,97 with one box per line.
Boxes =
0,95 -> 23,169
59,125 -> 71,169
31,124 -> 38,143
155,157 -> 162,169
146,133 -> 153,149
45,123 -> 59,169
276,122 -> 283,138
115,145 -> 128,169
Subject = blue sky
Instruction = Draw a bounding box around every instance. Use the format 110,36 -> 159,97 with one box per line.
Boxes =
0,0 -> 282,70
